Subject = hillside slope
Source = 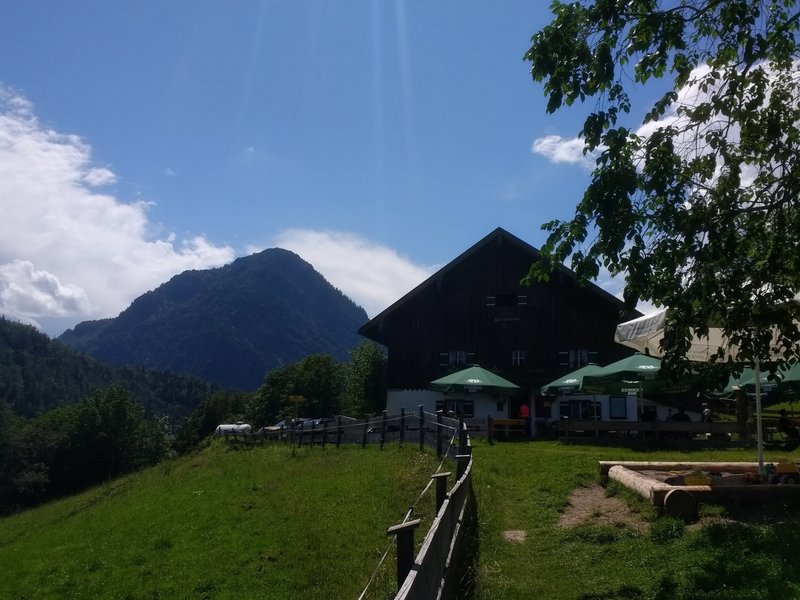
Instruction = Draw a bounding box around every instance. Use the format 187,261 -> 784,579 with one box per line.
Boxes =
0,442 -> 439,600
0,316 -> 214,419
59,248 -> 369,390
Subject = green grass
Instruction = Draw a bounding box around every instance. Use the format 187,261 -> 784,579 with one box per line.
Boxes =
6,438 -> 800,600
0,440 -> 442,600
471,440 -> 800,599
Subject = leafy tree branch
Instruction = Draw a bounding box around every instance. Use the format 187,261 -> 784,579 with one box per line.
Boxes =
525,0 -> 800,367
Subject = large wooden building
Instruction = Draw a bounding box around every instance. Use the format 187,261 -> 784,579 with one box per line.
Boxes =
358,228 -> 640,417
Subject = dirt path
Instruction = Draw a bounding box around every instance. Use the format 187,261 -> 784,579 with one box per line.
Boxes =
557,483 -> 649,532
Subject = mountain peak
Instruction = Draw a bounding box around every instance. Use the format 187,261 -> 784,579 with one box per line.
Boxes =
59,250 -> 368,390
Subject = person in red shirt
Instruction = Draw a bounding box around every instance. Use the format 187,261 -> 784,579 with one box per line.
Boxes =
519,402 -> 531,435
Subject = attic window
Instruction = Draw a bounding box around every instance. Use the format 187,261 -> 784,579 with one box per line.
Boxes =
511,349 -> 526,366
439,350 -> 476,367
486,294 -> 527,307
559,349 -> 598,368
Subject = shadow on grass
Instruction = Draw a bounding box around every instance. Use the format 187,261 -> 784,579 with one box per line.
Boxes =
715,496 -> 800,525
573,507 -> 800,600
763,438 -> 800,452
451,484 -> 480,599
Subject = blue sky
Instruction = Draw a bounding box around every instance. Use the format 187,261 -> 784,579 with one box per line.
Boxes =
0,2 -> 642,336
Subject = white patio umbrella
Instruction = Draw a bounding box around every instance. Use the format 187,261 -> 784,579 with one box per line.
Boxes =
615,308 -> 793,474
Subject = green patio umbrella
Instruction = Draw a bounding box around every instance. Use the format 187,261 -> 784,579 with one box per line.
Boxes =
714,367 -> 780,396
429,366 -> 522,394
616,306 -> 800,474
580,354 -> 694,396
778,362 -> 800,386
539,363 -> 603,396
776,362 -> 800,405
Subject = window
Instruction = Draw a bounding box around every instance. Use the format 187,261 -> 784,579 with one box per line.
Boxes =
486,294 -> 528,307
609,396 -> 627,419
558,349 -> 598,369
435,399 -> 475,418
451,350 -> 467,366
438,350 -> 475,367
560,398 -> 601,420
462,400 -> 475,418
511,349 -> 526,366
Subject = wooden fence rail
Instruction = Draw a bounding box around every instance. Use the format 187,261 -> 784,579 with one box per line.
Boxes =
222,410 -> 463,457
390,424 -> 474,600
559,419 -> 745,438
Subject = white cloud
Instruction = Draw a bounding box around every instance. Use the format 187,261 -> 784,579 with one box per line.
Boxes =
0,260 -> 91,317
531,67 -> 729,171
531,135 -> 597,169
535,63 -> 795,190
0,85 -> 234,336
270,229 -> 437,317
633,64 -> 772,194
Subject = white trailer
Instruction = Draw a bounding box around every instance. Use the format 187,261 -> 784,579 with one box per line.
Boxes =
214,422 -> 252,436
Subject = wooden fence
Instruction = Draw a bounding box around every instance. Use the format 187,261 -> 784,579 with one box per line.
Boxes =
220,408 -> 465,458
559,419 -> 744,438
387,418 -> 474,600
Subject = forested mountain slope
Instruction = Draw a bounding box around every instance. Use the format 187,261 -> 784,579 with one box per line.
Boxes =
0,317 -> 214,419
59,248 -> 368,390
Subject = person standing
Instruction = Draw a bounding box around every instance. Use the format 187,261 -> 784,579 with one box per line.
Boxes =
701,403 -> 713,423
518,402 -> 531,436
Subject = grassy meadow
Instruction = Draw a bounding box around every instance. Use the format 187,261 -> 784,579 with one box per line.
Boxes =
0,440 -> 441,600
471,439 -> 800,600
4,436 -> 800,600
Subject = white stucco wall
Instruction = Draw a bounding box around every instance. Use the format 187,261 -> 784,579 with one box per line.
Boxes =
386,389 -> 517,418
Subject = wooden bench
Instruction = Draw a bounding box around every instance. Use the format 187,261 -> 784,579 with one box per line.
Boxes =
492,418 -> 527,436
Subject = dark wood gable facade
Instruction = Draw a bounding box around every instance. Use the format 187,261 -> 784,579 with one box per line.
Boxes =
358,228 -> 639,396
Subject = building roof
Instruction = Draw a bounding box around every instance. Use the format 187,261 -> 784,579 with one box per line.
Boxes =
359,227 -> 635,341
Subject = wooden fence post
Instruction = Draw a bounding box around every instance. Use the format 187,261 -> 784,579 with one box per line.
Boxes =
400,407 -> 406,445
309,420 -> 316,446
362,416 -> 369,448
336,416 -> 342,447
487,415 -> 494,445
322,420 -> 327,448
419,405 -> 425,452
387,519 -> 421,592
459,418 -> 467,454
380,410 -> 387,450
456,454 -> 470,479
436,411 -> 443,458
431,472 -> 451,512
